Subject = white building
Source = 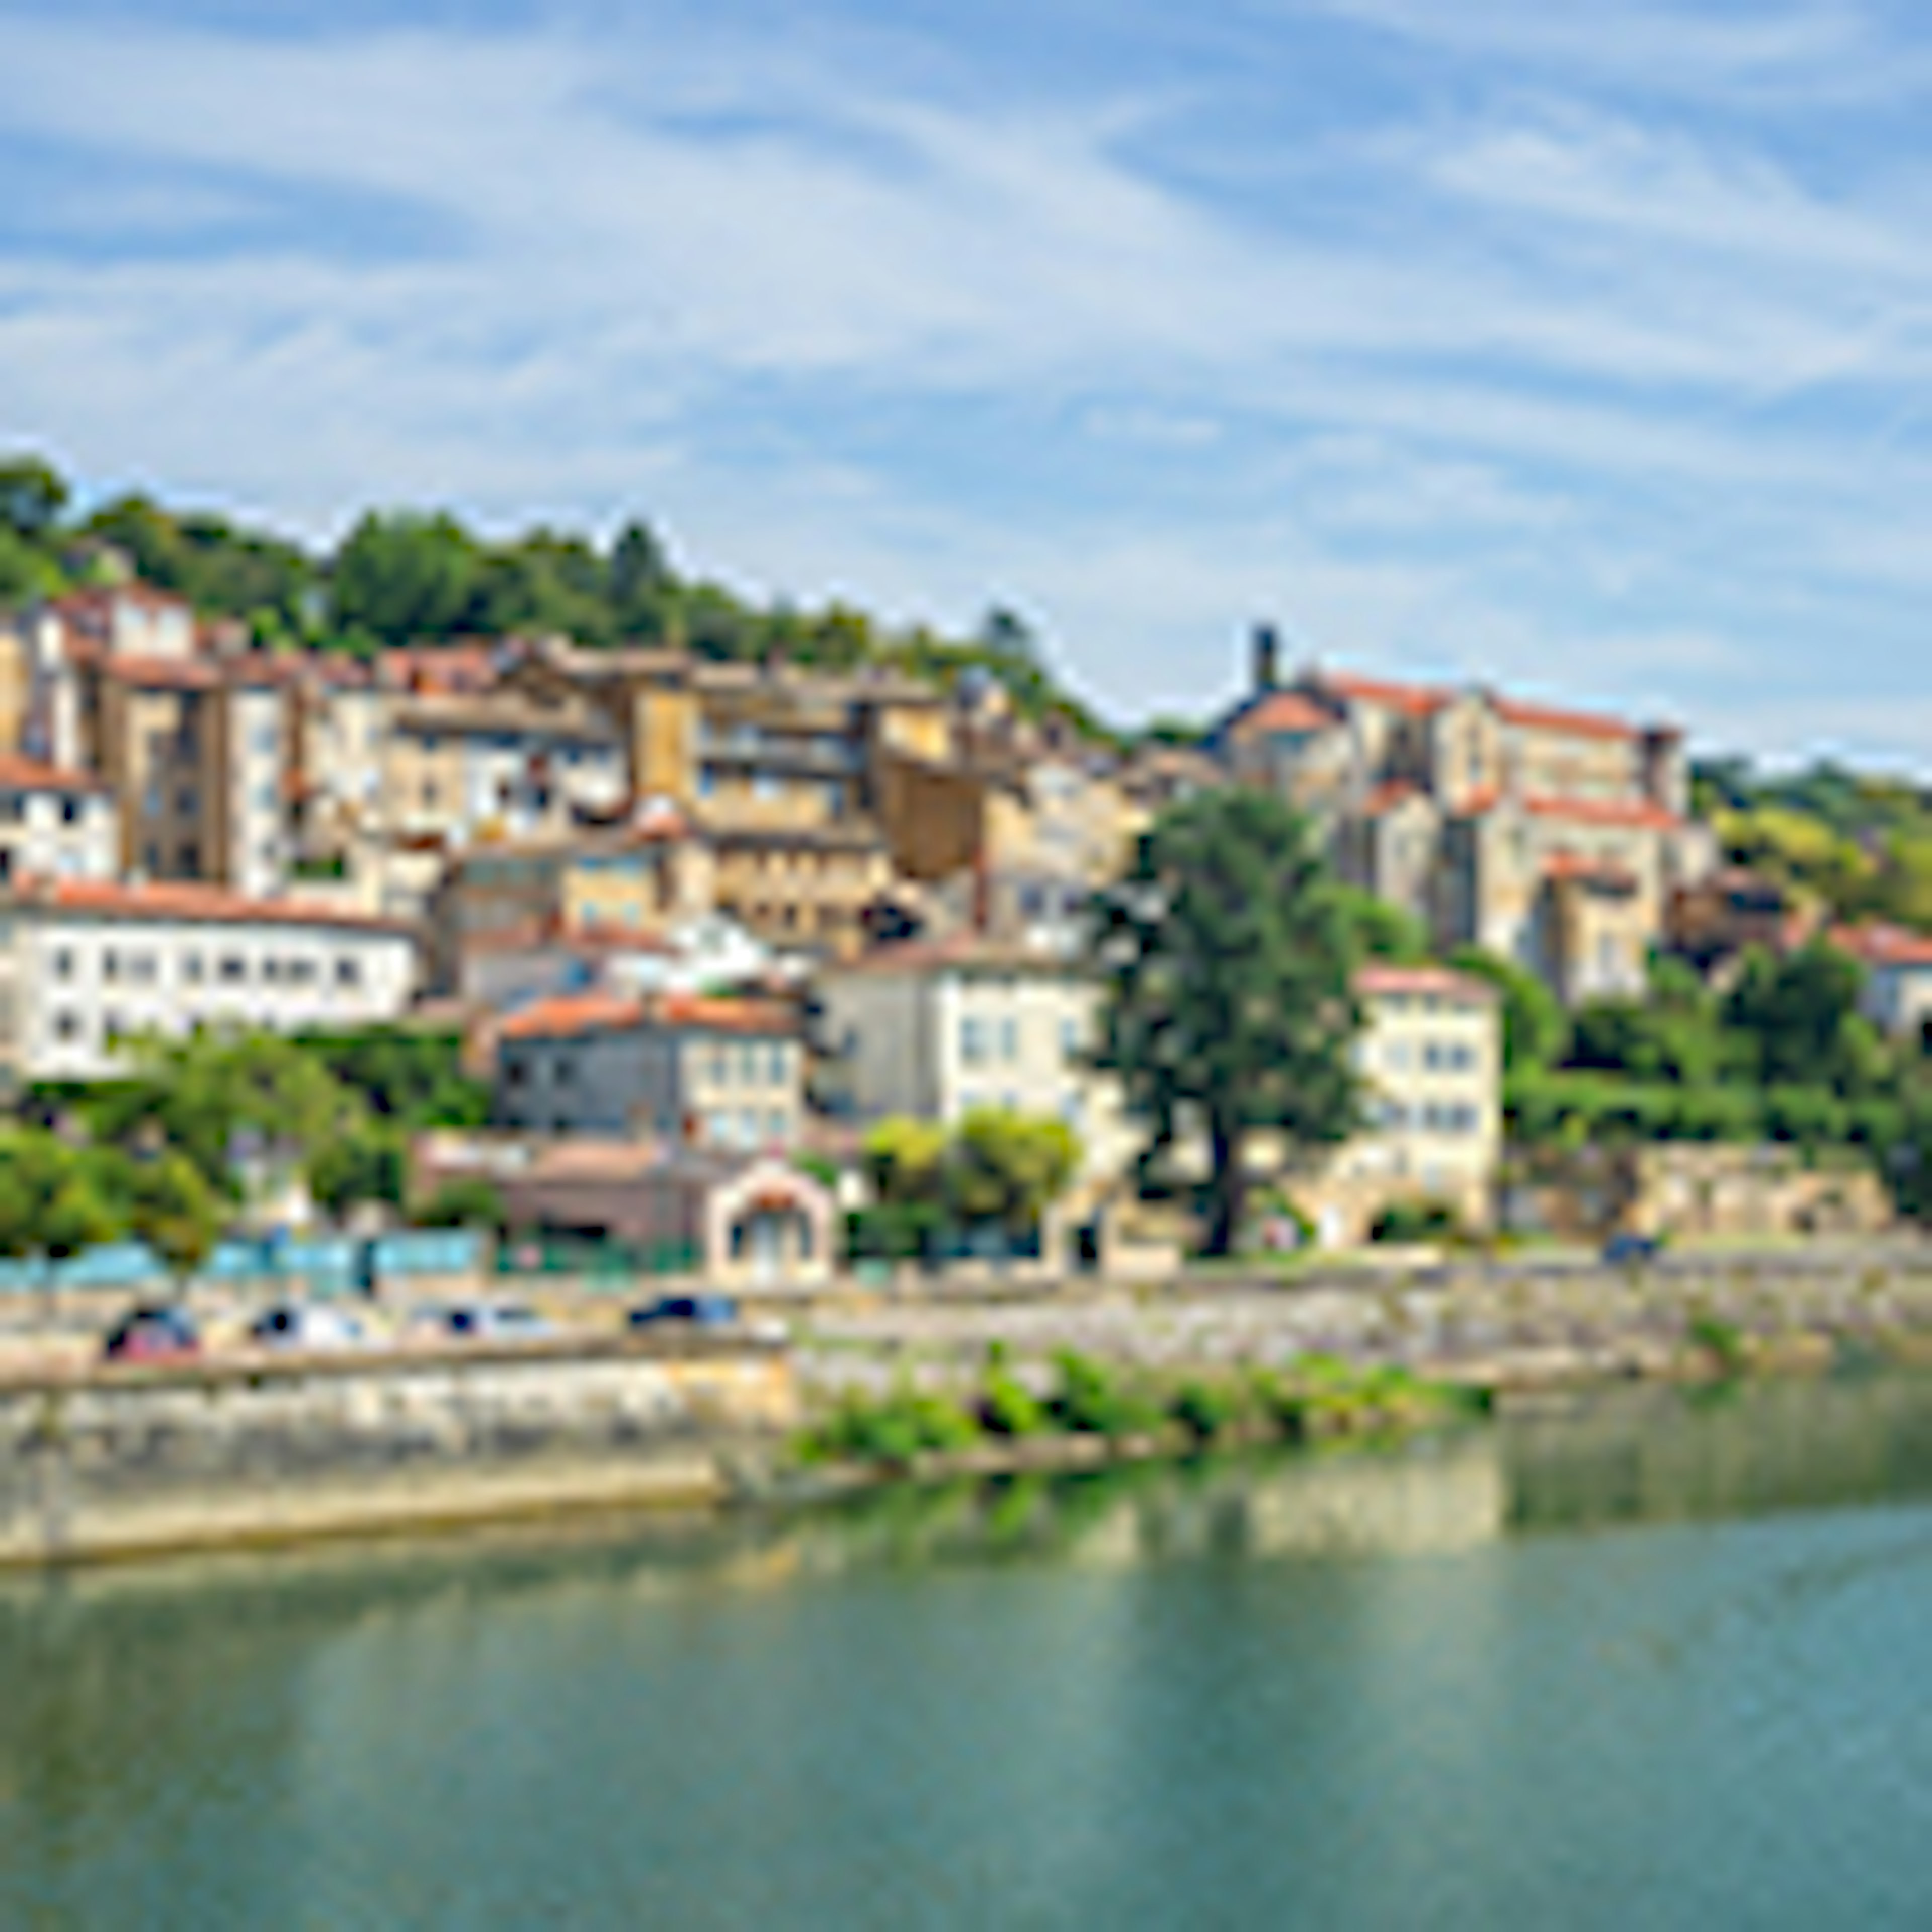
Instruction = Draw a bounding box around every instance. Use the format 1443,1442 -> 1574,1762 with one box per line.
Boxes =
813,937 -> 1135,1181
0,878 -> 419,1084
0,755 -> 117,887
1832,924 -> 1932,1043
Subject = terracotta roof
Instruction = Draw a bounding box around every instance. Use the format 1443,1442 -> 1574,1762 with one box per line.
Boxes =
1314,670 -> 1451,718
497,992 -> 645,1041
1544,851 -> 1639,890
1523,793 -> 1679,831
1362,778 -> 1424,816
0,753 -> 108,796
98,654 -> 221,691
1236,691 -> 1335,737
497,990 -> 794,1042
1355,964 -> 1496,1004
1494,697 -> 1638,742
17,878 -> 412,935
1829,923 -> 1932,970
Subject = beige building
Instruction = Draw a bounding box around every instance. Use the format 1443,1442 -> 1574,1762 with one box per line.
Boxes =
0,754 -> 116,887
813,937 -> 1135,1182
1219,640 -> 1712,1003
1285,964 -> 1502,1244
0,877 -> 418,1084
493,991 -> 803,1153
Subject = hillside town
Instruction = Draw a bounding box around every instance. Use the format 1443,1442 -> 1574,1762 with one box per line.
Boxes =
2,568 -> 1927,1295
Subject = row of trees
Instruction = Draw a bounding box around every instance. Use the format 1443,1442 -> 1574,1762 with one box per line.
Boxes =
0,453 -> 1119,743
854,1110 -> 1083,1260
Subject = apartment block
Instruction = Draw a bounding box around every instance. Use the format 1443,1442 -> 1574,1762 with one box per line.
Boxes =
0,878 -> 418,1084
0,754 -> 116,887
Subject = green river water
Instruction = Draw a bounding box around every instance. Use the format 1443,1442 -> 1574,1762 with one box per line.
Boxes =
4,1372 -> 1931,1928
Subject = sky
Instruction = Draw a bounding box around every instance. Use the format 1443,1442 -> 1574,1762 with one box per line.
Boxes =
1,0 -> 1930,760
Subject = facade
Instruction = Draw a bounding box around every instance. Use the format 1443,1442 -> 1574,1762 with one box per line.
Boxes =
493,992 -> 803,1152
1285,964 -> 1502,1245
0,755 -> 116,887
0,878 -> 418,1084
1218,640 -> 1712,1003
813,937 -> 1135,1181
1830,923 -> 1932,1042
414,1133 -> 835,1287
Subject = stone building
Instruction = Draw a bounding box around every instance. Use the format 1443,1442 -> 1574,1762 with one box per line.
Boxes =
1217,637 -> 1713,1003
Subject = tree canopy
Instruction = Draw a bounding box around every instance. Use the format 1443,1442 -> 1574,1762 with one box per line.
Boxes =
1088,788 -> 1362,1255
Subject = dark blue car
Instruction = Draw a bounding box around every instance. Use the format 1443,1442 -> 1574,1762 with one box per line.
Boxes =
629,1294 -> 740,1330
1602,1232 -> 1661,1266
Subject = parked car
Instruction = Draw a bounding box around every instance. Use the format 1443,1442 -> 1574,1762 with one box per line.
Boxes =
102,1304 -> 201,1363
433,1302 -> 557,1344
248,1303 -> 373,1351
628,1295 -> 787,1344
1602,1232 -> 1662,1266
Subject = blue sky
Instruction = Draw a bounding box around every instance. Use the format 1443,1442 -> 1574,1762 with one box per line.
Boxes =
2,1 -> 1930,758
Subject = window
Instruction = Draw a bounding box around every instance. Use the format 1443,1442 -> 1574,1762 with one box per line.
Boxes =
739,1108 -> 759,1147
183,954 -> 203,983
52,948 -> 73,980
252,723 -> 279,755
960,1016 -> 987,1066
710,1043 -> 731,1086
767,1042 -> 787,1085
553,1056 -> 574,1086
53,1011 -> 79,1041
335,957 -> 361,987
60,797 -> 83,827
766,1109 -> 786,1143
220,955 -> 246,983
1059,1016 -> 1081,1061
739,1042 -> 760,1085
176,787 -> 197,816
999,1016 -> 1019,1063
102,948 -> 119,983
129,953 -> 156,984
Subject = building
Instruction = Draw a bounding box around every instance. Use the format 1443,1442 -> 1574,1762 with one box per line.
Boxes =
1829,923 -> 1932,1043
1286,964 -> 1502,1245
0,878 -> 418,1084
1217,635 -> 1714,1003
493,991 -> 803,1152
457,914 -> 782,1014
0,754 -> 116,887
413,1132 -> 835,1287
813,937 -> 1135,1181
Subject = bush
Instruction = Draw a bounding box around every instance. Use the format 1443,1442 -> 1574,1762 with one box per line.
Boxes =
1049,1351 -> 1166,1439
1169,1377 -> 1242,1442
803,1387 -> 983,1465
979,1370 -> 1049,1438
1369,1198 -> 1464,1245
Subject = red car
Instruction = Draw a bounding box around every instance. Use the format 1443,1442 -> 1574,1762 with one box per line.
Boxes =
102,1305 -> 202,1363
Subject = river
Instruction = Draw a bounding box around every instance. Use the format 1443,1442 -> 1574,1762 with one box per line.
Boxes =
4,1372 -> 1931,1928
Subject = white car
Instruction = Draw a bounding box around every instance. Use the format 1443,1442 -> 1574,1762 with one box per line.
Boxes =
433,1301 -> 558,1344
249,1303 -> 374,1351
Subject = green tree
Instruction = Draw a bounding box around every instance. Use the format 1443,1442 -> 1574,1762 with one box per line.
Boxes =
1089,789 -> 1362,1256
1447,946 -> 1568,1072
123,1152 -> 222,1287
415,1179 -> 508,1233
330,510 -> 484,645
1334,884 -> 1431,963
0,453 -> 69,541
863,1117 -> 950,1209
310,1123 -> 409,1216
947,1109 -> 1081,1233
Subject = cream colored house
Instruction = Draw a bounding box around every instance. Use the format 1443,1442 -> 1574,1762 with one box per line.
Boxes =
0,754 -> 116,887
813,937 -> 1135,1182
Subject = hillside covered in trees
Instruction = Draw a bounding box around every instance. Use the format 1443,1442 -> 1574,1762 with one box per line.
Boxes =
0,451 -> 1120,742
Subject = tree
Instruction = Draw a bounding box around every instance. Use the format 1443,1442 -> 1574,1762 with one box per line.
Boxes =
1447,947 -> 1568,1072
1334,885 -> 1431,963
863,1117 -> 950,1210
330,510 -> 484,645
1723,942 -> 1876,1091
415,1179 -> 508,1234
1089,789 -> 1362,1256
0,453 -> 69,542
123,1152 -> 222,1287
947,1109 -> 1081,1233
310,1123 -> 408,1216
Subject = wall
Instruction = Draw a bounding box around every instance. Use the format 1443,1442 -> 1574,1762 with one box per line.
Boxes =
0,1341 -> 796,1565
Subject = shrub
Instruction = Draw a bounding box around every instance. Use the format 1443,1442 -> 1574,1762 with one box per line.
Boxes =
979,1370 -> 1049,1438
1687,1311 -> 1749,1377
1369,1198 -> 1464,1245
801,1387 -> 982,1466
1049,1351 -> 1165,1439
1169,1377 -> 1242,1442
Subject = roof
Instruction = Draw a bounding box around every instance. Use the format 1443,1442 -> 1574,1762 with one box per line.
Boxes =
1829,923 -> 1932,970
1523,793 -> 1680,831
392,693 -> 619,743
463,918 -> 681,959
0,753 -> 108,797
97,655 -> 221,692
1494,697 -> 1638,742
1544,851 -> 1639,891
1313,670 -> 1451,718
1232,690 -> 1335,738
1362,778 -> 1424,817
13,878 -> 414,936
497,990 -> 794,1043
1355,964 -> 1497,1005
835,934 -> 1078,978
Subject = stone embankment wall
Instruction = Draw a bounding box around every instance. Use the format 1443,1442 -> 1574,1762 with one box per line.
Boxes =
796,1243 -> 1932,1394
0,1340 -> 795,1566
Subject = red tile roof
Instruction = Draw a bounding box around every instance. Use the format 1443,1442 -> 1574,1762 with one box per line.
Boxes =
0,753 -> 107,796
1355,964 -> 1496,1004
497,990 -> 794,1042
1362,778 -> 1423,816
97,655 -> 221,691
1494,697 -> 1638,742
24,878 -> 409,935
1237,690 -> 1334,737
1829,922 -> 1932,969
1523,793 -> 1679,831
1544,851 -> 1639,890
1314,670 -> 1451,717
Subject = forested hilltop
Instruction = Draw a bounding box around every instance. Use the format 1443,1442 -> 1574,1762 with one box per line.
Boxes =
1696,757 -> 1932,936
0,451 -> 1119,741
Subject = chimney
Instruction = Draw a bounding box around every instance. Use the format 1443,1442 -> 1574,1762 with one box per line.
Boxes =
1252,623 -> 1280,693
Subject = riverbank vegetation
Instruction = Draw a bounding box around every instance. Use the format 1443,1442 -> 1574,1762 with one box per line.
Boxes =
794,1348 -> 1478,1471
